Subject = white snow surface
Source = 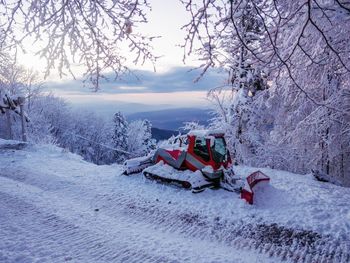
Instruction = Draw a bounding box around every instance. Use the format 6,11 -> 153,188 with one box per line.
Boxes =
188,129 -> 225,137
143,161 -> 208,188
0,142 -> 350,262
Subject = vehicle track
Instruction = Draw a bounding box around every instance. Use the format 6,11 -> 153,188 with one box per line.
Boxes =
0,192 -> 176,263
90,188 -> 350,263
0,177 -> 275,263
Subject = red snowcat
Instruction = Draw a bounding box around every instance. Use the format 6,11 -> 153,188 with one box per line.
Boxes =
123,130 -> 270,204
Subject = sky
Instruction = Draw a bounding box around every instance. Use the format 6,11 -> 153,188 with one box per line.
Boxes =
18,0 -> 226,114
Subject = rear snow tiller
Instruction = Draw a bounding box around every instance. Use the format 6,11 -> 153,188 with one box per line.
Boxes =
123,130 -> 270,204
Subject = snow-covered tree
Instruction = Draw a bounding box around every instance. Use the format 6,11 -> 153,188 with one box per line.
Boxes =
112,111 -> 129,163
182,0 -> 349,92
0,0 -> 156,90
142,119 -> 155,151
24,94 -> 63,144
181,121 -> 206,132
127,119 -> 155,158
188,0 -> 268,163
259,63 -> 350,185
182,0 -> 350,185
0,61 -> 43,141
52,106 -> 118,164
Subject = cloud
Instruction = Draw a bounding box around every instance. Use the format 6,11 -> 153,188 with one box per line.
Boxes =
46,66 -> 226,94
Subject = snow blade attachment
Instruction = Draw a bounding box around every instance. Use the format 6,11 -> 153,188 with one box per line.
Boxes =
241,171 -> 270,205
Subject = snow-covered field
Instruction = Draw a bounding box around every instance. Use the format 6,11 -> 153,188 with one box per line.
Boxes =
0,141 -> 349,262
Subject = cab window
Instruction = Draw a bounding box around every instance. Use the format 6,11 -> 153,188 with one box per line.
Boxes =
211,137 -> 227,163
193,138 -> 210,161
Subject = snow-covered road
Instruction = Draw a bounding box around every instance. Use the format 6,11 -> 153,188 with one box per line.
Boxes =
0,142 -> 349,262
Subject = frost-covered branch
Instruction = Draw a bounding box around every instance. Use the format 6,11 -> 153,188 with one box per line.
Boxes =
181,0 -> 350,106
0,0 -> 157,90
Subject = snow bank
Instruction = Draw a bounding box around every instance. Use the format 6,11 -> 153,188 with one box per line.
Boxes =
143,161 -> 208,188
232,165 -> 350,241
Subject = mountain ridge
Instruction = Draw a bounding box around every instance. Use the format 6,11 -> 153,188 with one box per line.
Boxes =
127,107 -> 212,130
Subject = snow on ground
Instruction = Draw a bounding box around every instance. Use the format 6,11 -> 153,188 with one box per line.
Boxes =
0,142 -> 349,262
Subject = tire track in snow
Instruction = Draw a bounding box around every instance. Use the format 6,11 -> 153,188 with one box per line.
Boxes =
0,177 -> 274,263
0,192 -> 173,263
88,184 -> 350,263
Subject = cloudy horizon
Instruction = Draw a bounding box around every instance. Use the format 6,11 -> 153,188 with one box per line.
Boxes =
45,66 -> 227,114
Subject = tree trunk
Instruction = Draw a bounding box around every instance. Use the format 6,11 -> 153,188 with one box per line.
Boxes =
20,104 -> 27,142
6,110 -> 12,140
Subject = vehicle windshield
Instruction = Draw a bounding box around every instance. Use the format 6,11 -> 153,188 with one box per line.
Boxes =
193,137 -> 210,161
211,137 -> 227,163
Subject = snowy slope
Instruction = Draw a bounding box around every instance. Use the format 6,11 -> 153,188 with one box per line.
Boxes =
0,142 -> 349,262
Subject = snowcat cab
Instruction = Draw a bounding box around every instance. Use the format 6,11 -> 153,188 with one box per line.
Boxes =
152,131 -> 232,182
187,131 -> 232,179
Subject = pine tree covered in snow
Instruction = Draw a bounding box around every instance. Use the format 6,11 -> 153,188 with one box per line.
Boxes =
127,119 -> 155,158
112,112 -> 129,163
142,119 -> 155,152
